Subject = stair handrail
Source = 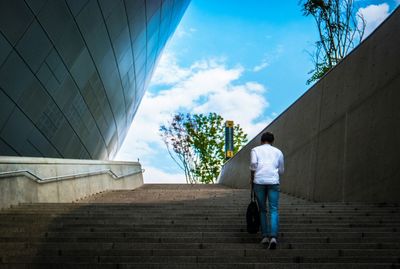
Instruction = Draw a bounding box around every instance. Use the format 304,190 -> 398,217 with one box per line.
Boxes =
0,168 -> 145,184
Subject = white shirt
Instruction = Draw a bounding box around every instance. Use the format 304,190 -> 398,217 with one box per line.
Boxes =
250,144 -> 284,185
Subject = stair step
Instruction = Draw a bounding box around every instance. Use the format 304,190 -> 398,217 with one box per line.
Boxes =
0,264 -> 399,269
2,255 -> 400,264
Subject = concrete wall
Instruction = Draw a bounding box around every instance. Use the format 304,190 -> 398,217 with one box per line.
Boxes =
218,8 -> 400,203
0,156 -> 144,209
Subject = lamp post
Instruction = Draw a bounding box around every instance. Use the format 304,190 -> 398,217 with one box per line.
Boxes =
225,120 -> 234,160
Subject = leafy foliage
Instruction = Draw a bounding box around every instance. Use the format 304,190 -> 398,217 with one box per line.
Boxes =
160,113 -> 248,184
301,0 -> 365,84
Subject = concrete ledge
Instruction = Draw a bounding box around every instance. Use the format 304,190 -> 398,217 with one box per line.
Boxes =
0,156 -> 144,209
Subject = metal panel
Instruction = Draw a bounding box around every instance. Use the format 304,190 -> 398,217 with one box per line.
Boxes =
0,0 -> 191,159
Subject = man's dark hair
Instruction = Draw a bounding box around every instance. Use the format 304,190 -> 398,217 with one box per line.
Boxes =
261,132 -> 274,144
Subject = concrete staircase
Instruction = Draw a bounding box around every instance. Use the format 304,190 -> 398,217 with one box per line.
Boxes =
0,184 -> 399,268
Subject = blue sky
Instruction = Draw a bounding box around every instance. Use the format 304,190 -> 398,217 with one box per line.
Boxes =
116,0 -> 399,183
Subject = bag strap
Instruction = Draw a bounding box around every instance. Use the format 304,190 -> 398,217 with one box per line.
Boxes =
250,183 -> 255,202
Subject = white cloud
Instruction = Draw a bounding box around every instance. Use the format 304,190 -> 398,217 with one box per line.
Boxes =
175,28 -> 188,38
253,61 -> 269,72
245,82 -> 265,93
193,82 -> 270,138
252,45 -> 284,73
115,52 -> 271,182
116,138 -> 154,162
175,26 -> 197,38
143,166 -> 186,184
358,3 -> 390,38
151,52 -> 191,85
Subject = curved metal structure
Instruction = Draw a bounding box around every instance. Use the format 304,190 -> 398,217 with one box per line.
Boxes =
0,0 -> 190,159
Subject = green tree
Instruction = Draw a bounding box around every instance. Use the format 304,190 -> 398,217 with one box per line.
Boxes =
301,0 -> 365,84
160,112 -> 248,184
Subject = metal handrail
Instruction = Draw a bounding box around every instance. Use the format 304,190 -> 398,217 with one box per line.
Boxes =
0,169 -> 145,184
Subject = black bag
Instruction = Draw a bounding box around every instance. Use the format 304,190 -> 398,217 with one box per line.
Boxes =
246,185 -> 260,234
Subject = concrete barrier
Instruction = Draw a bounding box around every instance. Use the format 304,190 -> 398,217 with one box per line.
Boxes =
218,8 -> 400,203
0,156 -> 144,209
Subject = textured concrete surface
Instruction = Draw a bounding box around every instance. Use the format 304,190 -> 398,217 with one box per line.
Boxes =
219,8 -> 400,202
0,156 -> 143,209
0,184 -> 399,268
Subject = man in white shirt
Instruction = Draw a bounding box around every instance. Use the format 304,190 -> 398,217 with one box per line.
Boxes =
250,132 -> 284,249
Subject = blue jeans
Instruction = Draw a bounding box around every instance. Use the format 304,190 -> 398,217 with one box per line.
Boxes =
253,183 -> 280,238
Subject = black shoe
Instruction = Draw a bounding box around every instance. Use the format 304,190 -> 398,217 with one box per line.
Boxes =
268,237 -> 277,249
260,237 -> 269,245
